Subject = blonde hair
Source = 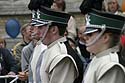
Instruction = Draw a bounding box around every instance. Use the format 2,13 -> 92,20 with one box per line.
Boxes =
103,0 -> 120,12
20,23 -> 30,35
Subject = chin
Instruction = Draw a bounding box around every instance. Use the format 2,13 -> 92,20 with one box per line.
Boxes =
86,47 -> 91,53
86,46 -> 96,54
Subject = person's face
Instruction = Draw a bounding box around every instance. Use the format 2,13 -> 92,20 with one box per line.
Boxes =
38,25 -> 60,45
78,26 -> 86,43
84,32 -> 104,54
31,26 -> 41,40
51,3 -> 59,11
37,25 -> 52,45
0,42 -> 5,48
52,0 -> 65,11
108,0 -> 118,13
78,31 -> 86,43
54,0 -> 64,5
24,26 -> 32,41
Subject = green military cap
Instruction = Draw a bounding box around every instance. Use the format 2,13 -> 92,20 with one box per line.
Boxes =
84,9 -> 125,34
34,6 -> 71,27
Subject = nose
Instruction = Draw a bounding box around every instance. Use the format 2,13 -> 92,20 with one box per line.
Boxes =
0,43 -> 4,48
83,35 -> 89,42
78,33 -> 82,38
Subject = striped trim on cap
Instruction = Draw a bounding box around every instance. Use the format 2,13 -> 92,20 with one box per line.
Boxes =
84,9 -> 125,34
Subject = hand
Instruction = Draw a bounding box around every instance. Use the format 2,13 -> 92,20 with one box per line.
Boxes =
8,71 -> 16,75
18,71 -> 28,81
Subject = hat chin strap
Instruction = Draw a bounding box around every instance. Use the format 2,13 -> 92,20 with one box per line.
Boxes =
86,26 -> 106,47
40,23 -> 51,42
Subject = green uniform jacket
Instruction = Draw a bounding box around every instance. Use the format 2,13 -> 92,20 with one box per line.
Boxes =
13,41 -> 28,70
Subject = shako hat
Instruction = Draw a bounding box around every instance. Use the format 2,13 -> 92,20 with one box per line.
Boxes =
28,0 -> 54,26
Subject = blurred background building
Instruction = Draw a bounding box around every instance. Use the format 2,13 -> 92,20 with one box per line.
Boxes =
0,0 -> 123,49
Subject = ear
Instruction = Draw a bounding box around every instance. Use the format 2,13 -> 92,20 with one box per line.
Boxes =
102,33 -> 110,44
50,26 -> 58,34
22,30 -> 25,35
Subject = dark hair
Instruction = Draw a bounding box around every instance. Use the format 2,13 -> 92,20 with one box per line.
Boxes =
61,0 -> 66,11
53,0 -> 66,11
79,0 -> 104,15
50,22 -> 67,36
108,32 -> 120,48
28,0 -> 54,11
100,28 -> 120,48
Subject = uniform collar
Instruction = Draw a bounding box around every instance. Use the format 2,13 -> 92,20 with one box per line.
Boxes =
20,40 -> 29,46
36,40 -> 42,45
96,46 -> 119,58
48,37 -> 67,48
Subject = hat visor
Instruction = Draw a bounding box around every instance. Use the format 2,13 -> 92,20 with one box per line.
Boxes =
34,20 -> 50,27
84,27 -> 99,35
30,19 -> 37,26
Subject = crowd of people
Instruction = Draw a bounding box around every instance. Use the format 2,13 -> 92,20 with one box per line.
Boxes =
0,0 -> 125,83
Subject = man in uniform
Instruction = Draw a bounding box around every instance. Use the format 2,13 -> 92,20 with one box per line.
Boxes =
33,6 -> 83,83
81,9 -> 125,83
